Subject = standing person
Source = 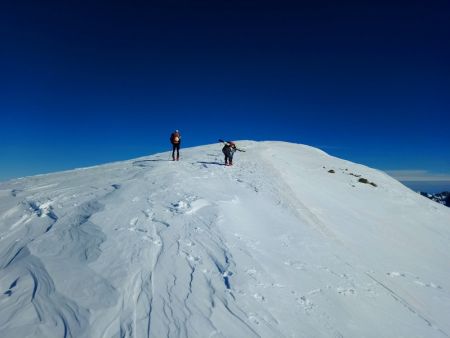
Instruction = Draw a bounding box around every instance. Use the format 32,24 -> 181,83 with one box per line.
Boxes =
170,130 -> 181,161
222,141 -> 237,166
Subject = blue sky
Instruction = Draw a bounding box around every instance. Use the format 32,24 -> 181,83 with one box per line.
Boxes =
1,0 -> 449,191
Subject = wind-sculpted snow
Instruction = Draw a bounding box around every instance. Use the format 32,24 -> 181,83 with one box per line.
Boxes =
1,141 -> 450,338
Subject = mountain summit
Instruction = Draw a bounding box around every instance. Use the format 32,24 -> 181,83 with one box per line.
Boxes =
1,141 -> 449,338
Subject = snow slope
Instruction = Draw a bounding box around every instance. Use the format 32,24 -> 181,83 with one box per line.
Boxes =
1,141 -> 449,338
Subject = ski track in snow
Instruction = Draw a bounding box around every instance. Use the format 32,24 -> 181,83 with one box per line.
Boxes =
1,141 -> 450,338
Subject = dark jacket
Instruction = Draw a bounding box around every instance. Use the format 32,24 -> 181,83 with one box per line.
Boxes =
222,143 -> 236,157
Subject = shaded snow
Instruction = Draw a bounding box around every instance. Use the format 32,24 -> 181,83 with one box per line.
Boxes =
1,141 -> 450,338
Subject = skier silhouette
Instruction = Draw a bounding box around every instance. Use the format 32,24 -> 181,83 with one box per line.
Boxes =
170,130 -> 181,161
222,141 -> 237,166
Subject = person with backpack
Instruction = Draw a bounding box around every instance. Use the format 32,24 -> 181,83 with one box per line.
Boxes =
222,141 -> 237,166
170,130 -> 181,161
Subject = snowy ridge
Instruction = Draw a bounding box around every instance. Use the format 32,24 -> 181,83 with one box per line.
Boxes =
1,141 -> 450,338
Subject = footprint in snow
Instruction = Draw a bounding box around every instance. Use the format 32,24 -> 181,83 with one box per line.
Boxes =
248,313 -> 261,325
126,226 -> 148,233
336,287 -> 356,296
414,281 -> 442,289
3,278 -> 19,297
387,271 -> 443,289
271,283 -> 285,288
170,198 -> 211,215
223,271 -> 233,278
246,269 -> 257,277
297,295 -> 314,311
170,200 -> 188,213
387,271 -> 406,277
187,255 -> 201,263
253,293 -> 265,302
141,209 -> 152,218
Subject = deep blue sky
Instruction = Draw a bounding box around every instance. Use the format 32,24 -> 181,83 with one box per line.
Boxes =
1,0 -> 449,190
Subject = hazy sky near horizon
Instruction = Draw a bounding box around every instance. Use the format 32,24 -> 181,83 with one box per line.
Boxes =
1,0 -> 449,188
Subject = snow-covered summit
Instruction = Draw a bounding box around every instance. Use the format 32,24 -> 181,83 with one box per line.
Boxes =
1,141 -> 450,338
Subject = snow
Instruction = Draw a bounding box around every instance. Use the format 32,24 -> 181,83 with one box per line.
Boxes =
1,141 -> 450,338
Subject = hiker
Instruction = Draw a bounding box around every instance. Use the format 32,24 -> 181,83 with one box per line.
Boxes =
170,130 -> 181,161
222,141 -> 237,166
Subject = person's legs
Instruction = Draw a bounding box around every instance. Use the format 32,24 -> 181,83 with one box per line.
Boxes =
176,144 -> 180,160
172,145 -> 176,160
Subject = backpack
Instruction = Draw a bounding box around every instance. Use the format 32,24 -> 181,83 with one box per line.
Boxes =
171,132 -> 180,144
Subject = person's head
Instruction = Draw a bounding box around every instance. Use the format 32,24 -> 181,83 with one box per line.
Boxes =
175,129 -> 179,133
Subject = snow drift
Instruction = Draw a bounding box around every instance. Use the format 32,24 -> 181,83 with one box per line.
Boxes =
1,141 -> 449,338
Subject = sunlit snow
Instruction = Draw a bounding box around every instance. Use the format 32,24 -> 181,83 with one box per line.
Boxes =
1,141 -> 449,338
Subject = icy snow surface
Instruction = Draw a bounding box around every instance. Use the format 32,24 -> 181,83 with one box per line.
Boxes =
1,141 -> 450,338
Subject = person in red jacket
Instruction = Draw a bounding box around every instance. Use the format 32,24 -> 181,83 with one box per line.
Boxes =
170,130 -> 181,161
